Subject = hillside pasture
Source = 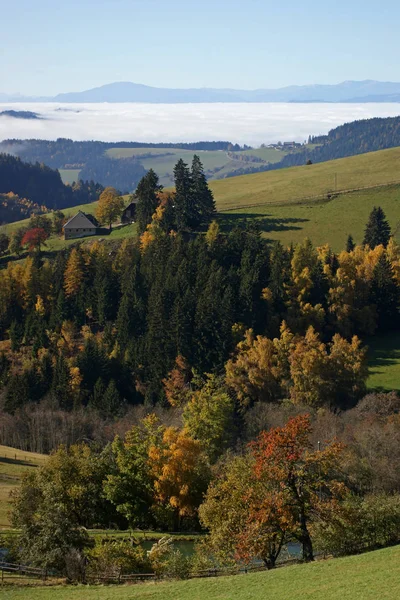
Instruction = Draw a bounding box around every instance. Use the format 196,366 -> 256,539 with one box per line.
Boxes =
3,545 -> 400,599
0,445 -> 47,528
210,146 -> 400,210
218,183 -> 400,251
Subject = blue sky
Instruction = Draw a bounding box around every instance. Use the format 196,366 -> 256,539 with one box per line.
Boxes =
1,0 -> 400,95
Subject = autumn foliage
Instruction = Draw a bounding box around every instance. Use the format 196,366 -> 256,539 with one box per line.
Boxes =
201,414 -> 346,567
21,227 -> 49,252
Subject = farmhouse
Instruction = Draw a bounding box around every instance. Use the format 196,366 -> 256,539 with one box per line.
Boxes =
121,199 -> 138,224
63,211 -> 97,240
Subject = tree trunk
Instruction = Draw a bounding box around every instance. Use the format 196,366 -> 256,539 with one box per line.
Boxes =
263,557 -> 276,570
300,512 -> 314,562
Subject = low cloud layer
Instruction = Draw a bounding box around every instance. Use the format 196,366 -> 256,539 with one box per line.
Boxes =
0,102 -> 399,145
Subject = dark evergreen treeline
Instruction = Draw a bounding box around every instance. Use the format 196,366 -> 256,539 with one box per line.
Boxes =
274,116 -> 400,169
79,156 -> 147,194
0,153 -> 103,214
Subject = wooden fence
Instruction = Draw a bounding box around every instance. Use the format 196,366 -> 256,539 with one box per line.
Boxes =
0,560 -> 47,583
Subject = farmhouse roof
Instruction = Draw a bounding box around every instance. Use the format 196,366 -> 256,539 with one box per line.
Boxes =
63,211 -> 97,229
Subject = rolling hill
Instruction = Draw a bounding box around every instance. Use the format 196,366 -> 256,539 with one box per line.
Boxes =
2,146 -> 400,253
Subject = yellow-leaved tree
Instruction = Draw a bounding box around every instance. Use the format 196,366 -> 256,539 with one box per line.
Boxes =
148,427 -> 210,530
96,187 -> 125,230
64,248 -> 84,298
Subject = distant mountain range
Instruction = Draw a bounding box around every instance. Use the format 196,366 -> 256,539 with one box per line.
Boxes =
2,80 -> 400,104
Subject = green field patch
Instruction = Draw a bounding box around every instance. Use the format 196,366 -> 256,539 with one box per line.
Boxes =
3,545 -> 400,599
367,332 -> 400,392
239,147 -> 288,163
58,169 -> 81,185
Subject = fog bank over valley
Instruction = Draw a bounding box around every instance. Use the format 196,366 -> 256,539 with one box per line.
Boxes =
0,102 -> 400,146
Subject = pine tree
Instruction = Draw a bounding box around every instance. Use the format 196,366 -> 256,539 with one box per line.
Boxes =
135,169 -> 163,234
49,290 -> 66,331
9,319 -> 24,351
90,377 -> 106,412
4,373 -> 30,414
116,264 -> 146,349
346,234 -> 355,252
102,379 -> 121,417
174,159 -> 198,231
191,155 -> 215,224
51,354 -> 73,410
370,253 -> 399,330
363,207 -> 391,248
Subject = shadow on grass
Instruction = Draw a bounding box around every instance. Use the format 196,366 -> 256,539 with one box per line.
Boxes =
216,212 -> 309,234
0,456 -> 37,468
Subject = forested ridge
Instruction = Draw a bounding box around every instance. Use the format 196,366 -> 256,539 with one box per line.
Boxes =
0,154 -> 103,217
275,116 -> 400,169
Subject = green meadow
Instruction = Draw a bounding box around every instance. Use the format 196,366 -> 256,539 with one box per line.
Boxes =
218,184 -> 400,251
367,332 -> 400,392
209,145 -> 400,210
3,545 -> 400,600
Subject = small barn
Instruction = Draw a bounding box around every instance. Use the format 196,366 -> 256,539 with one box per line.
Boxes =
63,211 -> 97,240
121,200 -> 138,224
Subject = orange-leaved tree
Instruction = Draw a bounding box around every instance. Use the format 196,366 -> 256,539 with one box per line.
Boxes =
148,427 -> 210,530
247,414 -> 346,563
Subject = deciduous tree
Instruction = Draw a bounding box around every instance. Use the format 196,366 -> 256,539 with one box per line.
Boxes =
96,187 -> 125,230
21,227 -> 49,252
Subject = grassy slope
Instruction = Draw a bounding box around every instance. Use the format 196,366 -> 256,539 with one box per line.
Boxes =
0,445 -> 47,529
210,146 -> 400,210
219,184 -> 400,251
7,146 -> 400,252
3,545 -> 400,599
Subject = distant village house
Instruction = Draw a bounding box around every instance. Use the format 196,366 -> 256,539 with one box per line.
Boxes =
121,199 -> 138,224
63,211 -> 98,240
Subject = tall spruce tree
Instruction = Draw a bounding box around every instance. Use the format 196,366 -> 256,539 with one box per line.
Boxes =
363,207 -> 391,248
51,353 -> 72,410
174,159 -> 199,231
346,235 -> 355,252
102,379 -> 121,418
370,253 -> 399,330
191,155 -> 215,224
135,169 -> 162,234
